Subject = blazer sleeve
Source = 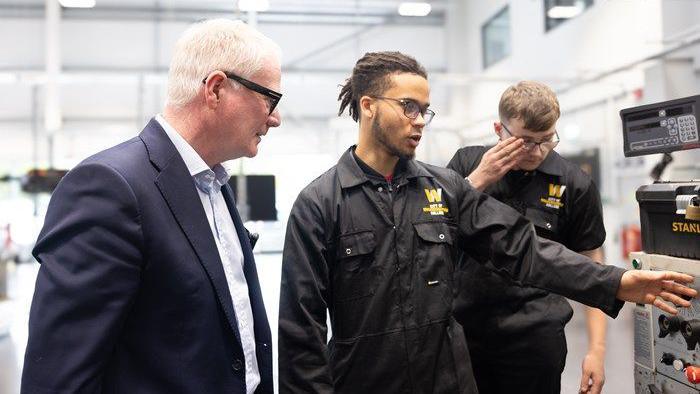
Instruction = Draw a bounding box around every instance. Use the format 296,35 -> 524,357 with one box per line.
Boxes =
21,162 -> 144,393
278,189 -> 334,393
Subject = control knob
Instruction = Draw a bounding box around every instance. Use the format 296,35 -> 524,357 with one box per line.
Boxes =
686,366 -> 700,384
658,315 -> 682,338
681,320 -> 700,351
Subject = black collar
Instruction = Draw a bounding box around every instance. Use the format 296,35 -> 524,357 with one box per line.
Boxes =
337,146 -> 432,189
534,150 -> 564,176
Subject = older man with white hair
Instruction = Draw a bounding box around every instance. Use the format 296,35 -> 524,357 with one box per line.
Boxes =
22,19 -> 281,393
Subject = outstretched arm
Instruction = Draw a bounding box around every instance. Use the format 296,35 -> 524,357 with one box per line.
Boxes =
454,176 -> 696,317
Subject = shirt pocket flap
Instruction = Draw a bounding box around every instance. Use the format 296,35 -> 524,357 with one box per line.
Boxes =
337,230 -> 376,259
413,221 -> 455,244
525,207 -> 559,233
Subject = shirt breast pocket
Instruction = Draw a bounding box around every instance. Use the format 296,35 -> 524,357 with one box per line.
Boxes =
525,207 -> 560,239
413,221 -> 457,320
334,230 -> 377,302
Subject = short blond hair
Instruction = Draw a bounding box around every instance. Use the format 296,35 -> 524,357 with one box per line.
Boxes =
166,18 -> 281,107
498,81 -> 560,132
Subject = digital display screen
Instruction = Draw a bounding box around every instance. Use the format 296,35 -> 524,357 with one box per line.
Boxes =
667,105 -> 691,117
620,95 -> 700,157
629,122 -> 660,133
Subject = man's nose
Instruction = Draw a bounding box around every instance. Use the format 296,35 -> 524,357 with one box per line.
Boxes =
412,112 -> 426,127
267,107 -> 281,128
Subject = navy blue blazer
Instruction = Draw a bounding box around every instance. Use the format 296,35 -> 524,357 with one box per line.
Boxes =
22,119 -> 273,393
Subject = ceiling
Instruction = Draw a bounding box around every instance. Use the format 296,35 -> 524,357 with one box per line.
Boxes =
0,0 -> 448,24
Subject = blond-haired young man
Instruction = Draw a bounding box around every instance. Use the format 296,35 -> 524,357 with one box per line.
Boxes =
448,81 -> 608,394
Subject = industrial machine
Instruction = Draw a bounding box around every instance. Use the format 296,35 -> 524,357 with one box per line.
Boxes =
626,95 -> 700,393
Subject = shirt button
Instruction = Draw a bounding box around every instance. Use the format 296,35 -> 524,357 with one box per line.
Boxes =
346,248 -> 352,255
546,223 -> 552,229
231,359 -> 243,371
378,186 -> 383,192
438,233 -> 445,240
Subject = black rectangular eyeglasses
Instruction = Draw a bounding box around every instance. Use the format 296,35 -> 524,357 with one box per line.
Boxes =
202,71 -> 282,115
501,122 -> 560,152
371,96 -> 435,126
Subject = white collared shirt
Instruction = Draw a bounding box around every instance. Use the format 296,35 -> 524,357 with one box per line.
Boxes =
156,114 -> 260,394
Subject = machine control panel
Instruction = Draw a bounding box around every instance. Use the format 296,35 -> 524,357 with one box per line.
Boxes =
632,252 -> 700,392
621,95 -> 700,157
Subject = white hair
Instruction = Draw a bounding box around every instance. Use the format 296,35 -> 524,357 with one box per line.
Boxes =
166,18 -> 282,107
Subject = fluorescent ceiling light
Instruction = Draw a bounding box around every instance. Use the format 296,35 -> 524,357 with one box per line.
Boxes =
58,0 -> 96,8
547,5 -> 583,19
238,0 -> 270,12
0,73 -> 18,84
398,2 -> 431,17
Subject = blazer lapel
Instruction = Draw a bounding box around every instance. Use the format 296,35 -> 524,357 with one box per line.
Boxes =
140,120 -> 243,347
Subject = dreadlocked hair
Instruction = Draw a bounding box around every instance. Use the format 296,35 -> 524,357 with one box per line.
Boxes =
337,51 -> 427,122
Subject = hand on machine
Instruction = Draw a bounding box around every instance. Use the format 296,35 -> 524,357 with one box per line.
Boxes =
618,270 -> 696,315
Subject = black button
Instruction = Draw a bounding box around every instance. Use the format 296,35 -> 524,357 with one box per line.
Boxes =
232,359 -> 243,371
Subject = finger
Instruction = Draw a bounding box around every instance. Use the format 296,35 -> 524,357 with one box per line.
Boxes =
493,145 -> 527,168
591,377 -> 604,394
495,155 -> 522,172
654,297 -> 679,315
659,291 -> 692,308
490,138 -> 524,160
663,280 -> 698,299
579,373 -> 591,393
661,271 -> 695,284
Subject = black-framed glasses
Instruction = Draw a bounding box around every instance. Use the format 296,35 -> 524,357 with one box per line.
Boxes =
501,122 -> 560,152
372,96 -> 435,126
202,71 -> 282,115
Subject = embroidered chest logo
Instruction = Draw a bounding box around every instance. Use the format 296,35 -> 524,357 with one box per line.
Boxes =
541,183 -> 566,209
423,188 -> 449,216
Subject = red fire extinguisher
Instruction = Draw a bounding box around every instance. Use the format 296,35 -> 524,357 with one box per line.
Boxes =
621,224 -> 642,259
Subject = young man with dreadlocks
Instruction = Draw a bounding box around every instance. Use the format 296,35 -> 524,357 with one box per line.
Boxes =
277,51 -> 695,393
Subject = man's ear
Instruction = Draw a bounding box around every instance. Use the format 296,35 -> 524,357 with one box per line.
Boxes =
204,72 -> 226,108
494,121 -> 502,138
359,96 -> 374,118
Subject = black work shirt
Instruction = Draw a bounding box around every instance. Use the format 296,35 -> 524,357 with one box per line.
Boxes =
447,146 -> 606,358
279,146 -> 621,393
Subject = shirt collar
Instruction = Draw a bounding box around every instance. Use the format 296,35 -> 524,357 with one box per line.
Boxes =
155,114 -> 230,192
156,114 -> 211,177
337,145 -> 432,189
535,150 -> 564,176
192,164 -> 230,194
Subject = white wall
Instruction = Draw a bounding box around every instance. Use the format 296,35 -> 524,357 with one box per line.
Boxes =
0,14 -> 447,226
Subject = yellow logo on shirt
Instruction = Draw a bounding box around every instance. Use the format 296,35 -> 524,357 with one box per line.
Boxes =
548,184 -> 566,198
425,188 -> 443,203
423,188 -> 449,215
541,183 -> 566,209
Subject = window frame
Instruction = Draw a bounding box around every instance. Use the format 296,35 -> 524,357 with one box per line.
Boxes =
481,5 -> 511,69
